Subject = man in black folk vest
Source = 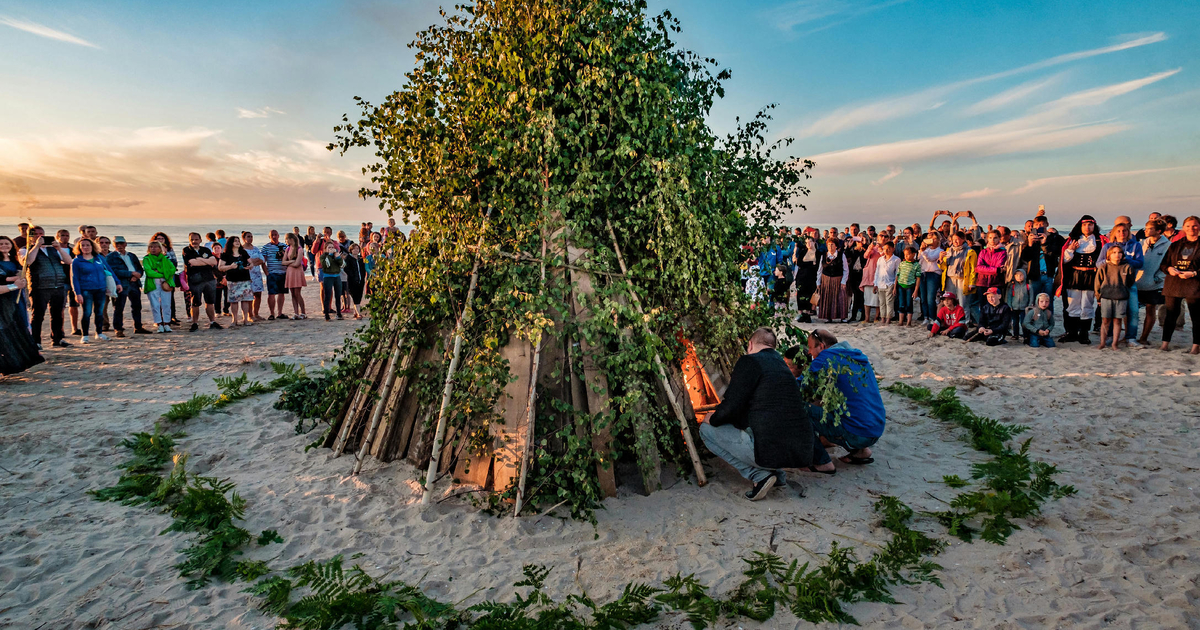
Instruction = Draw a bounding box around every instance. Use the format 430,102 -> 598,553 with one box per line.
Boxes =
700,327 -> 815,501
22,225 -> 73,348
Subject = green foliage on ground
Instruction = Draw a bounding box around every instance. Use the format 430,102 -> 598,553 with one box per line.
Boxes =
884,383 -> 1076,544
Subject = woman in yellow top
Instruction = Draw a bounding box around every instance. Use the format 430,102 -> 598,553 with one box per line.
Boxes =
939,231 -> 977,323
143,240 -> 178,333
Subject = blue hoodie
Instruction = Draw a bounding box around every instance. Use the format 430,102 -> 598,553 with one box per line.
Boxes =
806,341 -> 886,438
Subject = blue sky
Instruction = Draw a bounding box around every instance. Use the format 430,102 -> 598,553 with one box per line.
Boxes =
1,0 -> 1197,227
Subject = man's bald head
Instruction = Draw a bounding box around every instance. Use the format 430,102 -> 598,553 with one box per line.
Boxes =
747,327 -> 777,354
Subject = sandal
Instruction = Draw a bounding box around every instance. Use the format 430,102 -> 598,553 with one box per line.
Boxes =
805,466 -> 836,476
839,455 -> 874,465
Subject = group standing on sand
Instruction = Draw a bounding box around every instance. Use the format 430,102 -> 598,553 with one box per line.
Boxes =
0,218 -> 408,376
748,210 -> 1200,355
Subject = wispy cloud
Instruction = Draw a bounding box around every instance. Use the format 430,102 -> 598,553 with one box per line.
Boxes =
21,198 -> 145,210
237,106 -> 287,119
936,187 -> 999,200
0,15 -> 99,48
871,166 -> 903,185
0,126 -> 361,191
1010,165 -> 1198,195
767,0 -> 910,34
964,74 -> 1063,116
808,69 -> 1180,173
800,32 -> 1167,137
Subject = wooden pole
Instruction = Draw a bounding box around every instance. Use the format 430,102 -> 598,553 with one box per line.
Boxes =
352,343 -> 416,475
422,208 -> 493,505
513,234 -> 548,517
605,219 -> 707,486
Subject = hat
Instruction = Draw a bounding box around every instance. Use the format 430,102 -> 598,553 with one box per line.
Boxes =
941,291 -> 957,301
985,287 -> 1000,295
114,236 -> 127,244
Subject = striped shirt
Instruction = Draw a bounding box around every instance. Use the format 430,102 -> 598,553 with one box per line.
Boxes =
897,260 -> 920,287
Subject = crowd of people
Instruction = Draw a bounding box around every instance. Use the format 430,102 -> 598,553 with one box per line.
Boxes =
0,218 -> 406,375
746,210 -> 1200,354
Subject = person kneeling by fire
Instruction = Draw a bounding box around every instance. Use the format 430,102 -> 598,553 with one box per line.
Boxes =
700,327 -> 816,501
793,329 -> 886,475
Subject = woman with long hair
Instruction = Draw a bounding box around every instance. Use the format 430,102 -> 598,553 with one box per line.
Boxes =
150,232 -> 180,325
218,235 -> 255,327
0,235 -> 30,333
0,235 -> 42,374
283,232 -> 308,319
344,242 -> 367,320
143,240 -> 177,332
1159,215 -> 1200,354
70,237 -> 118,343
816,238 -> 848,323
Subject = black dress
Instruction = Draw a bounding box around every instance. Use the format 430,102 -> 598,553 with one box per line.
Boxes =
0,289 -> 44,375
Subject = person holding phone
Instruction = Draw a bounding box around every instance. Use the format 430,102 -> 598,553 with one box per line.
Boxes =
21,225 -> 73,348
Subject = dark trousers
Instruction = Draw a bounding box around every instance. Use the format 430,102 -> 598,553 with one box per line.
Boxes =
1009,312 -> 1024,339
113,285 -> 143,331
322,276 -> 343,316
1162,296 -> 1200,344
30,285 -> 67,344
79,288 -> 106,335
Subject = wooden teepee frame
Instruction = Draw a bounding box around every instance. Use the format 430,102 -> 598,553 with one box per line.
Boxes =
322,216 -> 735,510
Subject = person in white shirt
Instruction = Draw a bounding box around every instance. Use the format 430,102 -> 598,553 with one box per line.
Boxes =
874,242 -> 901,326
918,233 -> 944,325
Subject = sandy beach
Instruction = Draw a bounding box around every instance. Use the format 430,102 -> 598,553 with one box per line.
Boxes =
2,281 -> 1198,629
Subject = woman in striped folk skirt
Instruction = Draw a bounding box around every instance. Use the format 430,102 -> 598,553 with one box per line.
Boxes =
817,239 -> 849,322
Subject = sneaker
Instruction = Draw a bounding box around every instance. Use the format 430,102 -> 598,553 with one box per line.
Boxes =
134,327 -> 153,335
209,322 -> 224,330
37,343 -> 43,351
190,323 -> 199,332
337,314 -> 344,320
115,330 -> 126,338
744,475 -> 777,501
81,335 -> 91,344
97,333 -> 111,341
164,325 -> 173,333
54,339 -> 71,347
1127,339 -> 1143,348
325,314 -> 331,321
277,314 -> 289,320
72,329 -> 83,336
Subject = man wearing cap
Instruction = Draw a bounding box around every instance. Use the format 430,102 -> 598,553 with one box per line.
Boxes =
107,236 -> 150,337
967,286 -> 1011,345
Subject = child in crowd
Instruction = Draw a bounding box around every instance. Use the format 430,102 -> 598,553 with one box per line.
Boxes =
1024,292 -> 1056,347
874,242 -> 900,326
896,247 -> 920,326
967,286 -> 1010,345
928,292 -> 968,339
1006,268 -> 1031,341
1095,245 -> 1134,350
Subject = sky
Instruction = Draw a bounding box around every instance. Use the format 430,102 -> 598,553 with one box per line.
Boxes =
1,0 -> 1197,228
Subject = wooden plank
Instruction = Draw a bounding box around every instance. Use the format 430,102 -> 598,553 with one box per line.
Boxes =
489,335 -> 536,493
566,245 -> 618,498
374,344 -> 439,461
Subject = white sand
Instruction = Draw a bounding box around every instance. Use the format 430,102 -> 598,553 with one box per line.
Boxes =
2,286 -> 1198,629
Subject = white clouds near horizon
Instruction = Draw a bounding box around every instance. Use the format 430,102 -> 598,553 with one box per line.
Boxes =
871,166 -> 903,185
807,69 -> 1181,173
237,106 -> 287,119
1009,165 -> 1199,195
800,32 -> 1168,137
0,15 -> 99,48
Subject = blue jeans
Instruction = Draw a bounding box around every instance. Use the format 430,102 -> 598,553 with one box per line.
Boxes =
79,288 -> 106,335
1031,276 -> 1054,314
698,422 -> 784,485
897,284 -> 914,314
807,404 -> 878,466
1125,284 -> 1139,340
920,272 -> 941,319
321,276 -> 343,316
1028,334 -> 1056,347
